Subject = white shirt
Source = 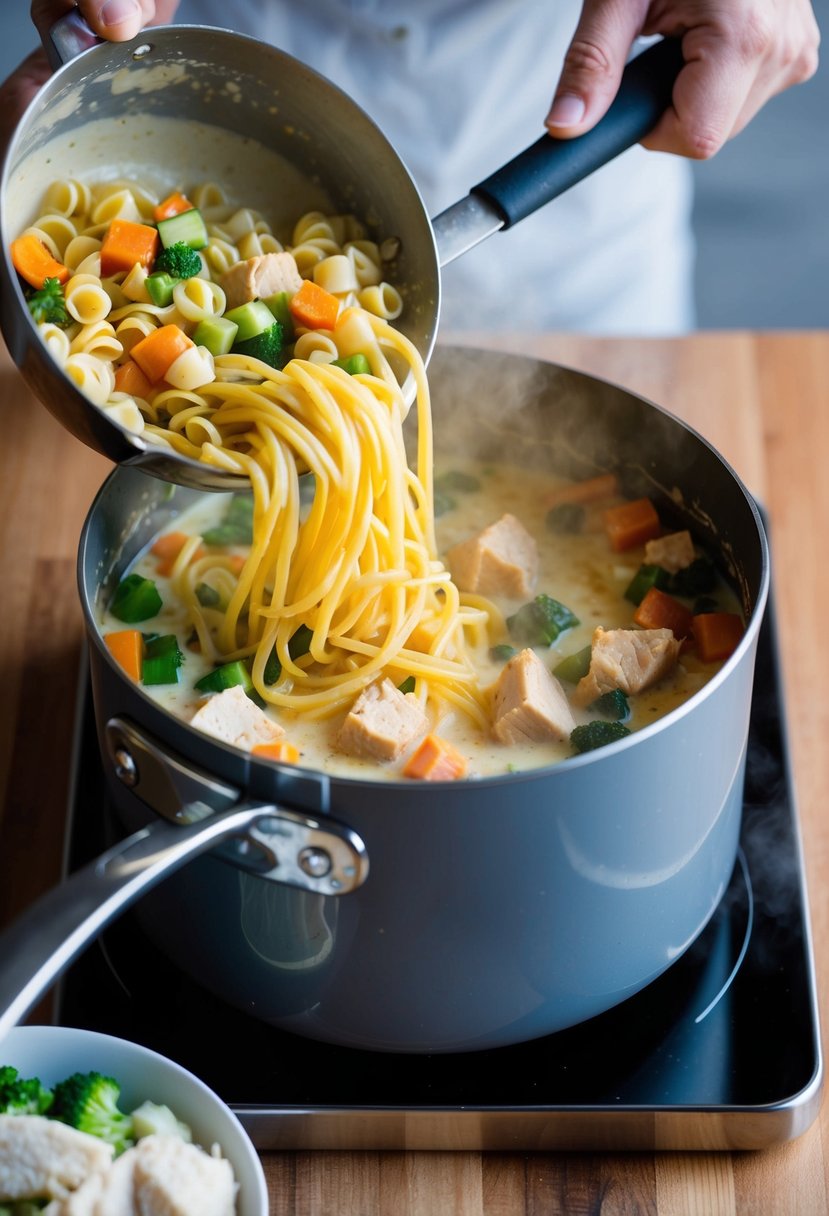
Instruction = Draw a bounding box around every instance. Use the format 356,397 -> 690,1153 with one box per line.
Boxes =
175,0 -> 695,334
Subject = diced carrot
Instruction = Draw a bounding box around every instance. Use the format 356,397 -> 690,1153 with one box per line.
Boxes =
403,734 -> 468,781
104,629 -> 144,682
100,218 -> 160,278
114,358 -> 155,399
153,191 -> 194,222
151,531 -> 190,560
131,324 -> 194,383
288,279 -> 340,330
693,612 -> 744,662
151,530 -> 205,577
229,554 -> 247,574
252,740 -> 301,764
633,586 -> 694,637
544,472 -> 619,510
604,497 -> 662,552
10,234 -> 70,289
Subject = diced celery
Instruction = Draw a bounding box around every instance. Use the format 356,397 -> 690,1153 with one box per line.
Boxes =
195,582 -> 221,608
202,494 -> 254,546
333,353 -> 371,376
142,634 -> 184,685
624,563 -> 670,606
507,595 -> 579,647
553,644 -> 592,683
145,271 -> 178,308
264,624 -> 313,685
193,315 -> 239,356
224,300 -> 275,342
195,659 -> 253,694
157,208 -> 208,250
263,290 -> 296,340
110,574 -> 162,623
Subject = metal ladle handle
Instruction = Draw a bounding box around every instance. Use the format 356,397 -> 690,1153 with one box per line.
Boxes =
433,37 -> 685,265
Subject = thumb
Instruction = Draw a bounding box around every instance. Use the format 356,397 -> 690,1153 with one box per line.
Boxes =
31,1 -> 149,44
546,0 -> 648,137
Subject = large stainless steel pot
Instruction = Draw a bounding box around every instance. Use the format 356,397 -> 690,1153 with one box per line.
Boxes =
0,347 -> 769,1053
0,22 -> 682,490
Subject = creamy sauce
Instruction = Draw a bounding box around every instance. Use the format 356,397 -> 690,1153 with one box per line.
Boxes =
98,462 -> 742,781
7,113 -> 332,239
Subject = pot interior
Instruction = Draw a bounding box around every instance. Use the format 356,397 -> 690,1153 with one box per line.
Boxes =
81,344 -> 768,728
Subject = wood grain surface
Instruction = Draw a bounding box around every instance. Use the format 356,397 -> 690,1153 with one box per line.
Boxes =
0,332 -> 826,1214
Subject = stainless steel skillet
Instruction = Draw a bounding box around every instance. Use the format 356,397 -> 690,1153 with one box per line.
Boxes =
0,18 -> 683,491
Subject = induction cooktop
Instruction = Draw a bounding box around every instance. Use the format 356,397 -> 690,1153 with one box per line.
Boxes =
55,591 -> 822,1151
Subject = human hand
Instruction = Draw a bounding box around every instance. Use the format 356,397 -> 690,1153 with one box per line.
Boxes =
30,0 -> 180,46
545,0 -> 820,157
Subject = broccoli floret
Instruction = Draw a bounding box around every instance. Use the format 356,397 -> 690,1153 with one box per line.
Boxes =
570,720 -> 631,754
154,240 -> 202,279
232,320 -> 285,369
0,1066 -> 52,1116
25,277 -> 69,327
50,1072 -> 134,1155
130,1100 -> 192,1143
507,594 -> 579,647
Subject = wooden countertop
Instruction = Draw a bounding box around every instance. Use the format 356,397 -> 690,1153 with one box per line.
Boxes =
0,331 -> 826,1213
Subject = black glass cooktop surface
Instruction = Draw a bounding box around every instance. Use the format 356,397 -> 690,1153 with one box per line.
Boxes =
56,596 -> 822,1151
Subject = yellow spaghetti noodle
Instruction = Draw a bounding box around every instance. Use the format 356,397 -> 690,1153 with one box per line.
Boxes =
165,309 -> 493,723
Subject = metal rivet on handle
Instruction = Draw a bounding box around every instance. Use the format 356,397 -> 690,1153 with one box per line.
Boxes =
298,846 -> 332,879
113,747 -> 138,787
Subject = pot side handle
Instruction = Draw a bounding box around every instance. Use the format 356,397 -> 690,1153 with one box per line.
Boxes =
433,37 -> 684,266
44,9 -> 102,71
0,803 -> 368,1042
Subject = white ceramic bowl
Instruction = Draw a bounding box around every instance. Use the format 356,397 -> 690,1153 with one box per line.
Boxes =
0,1024 -> 268,1214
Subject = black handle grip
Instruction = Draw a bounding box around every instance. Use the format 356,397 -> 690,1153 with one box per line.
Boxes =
472,37 -> 684,229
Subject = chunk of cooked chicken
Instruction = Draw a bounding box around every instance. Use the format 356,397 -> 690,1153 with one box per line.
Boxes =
573,626 -> 681,708
132,1135 -> 236,1216
190,684 -> 284,750
492,648 -> 576,744
643,530 -> 696,573
44,1136 -> 236,1216
0,1115 -> 113,1202
43,1150 -> 133,1216
220,251 -> 303,310
446,513 -> 538,599
337,678 -> 428,762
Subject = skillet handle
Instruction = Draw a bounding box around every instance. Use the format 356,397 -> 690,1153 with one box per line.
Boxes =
0,803 -> 368,1041
472,36 -> 685,229
44,9 -> 102,71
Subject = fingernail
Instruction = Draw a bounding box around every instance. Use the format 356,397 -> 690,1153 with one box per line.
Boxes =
99,0 -> 141,28
546,94 -> 586,127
